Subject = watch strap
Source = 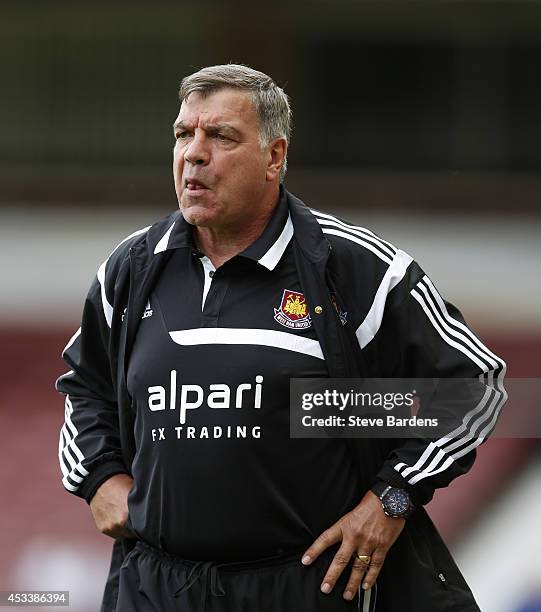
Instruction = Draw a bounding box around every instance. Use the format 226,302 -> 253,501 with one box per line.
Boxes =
370,479 -> 391,499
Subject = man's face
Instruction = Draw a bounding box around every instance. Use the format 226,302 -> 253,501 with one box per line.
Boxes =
173,88 -> 275,229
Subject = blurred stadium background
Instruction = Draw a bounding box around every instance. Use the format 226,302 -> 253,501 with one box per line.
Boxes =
1,2 -> 540,610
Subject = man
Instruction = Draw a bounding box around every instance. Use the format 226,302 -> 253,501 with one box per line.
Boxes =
57,64 -> 506,611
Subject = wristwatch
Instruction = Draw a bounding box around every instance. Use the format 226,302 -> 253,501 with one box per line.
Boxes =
371,481 -> 415,519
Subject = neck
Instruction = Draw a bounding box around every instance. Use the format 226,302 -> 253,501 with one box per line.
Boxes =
194,188 -> 280,268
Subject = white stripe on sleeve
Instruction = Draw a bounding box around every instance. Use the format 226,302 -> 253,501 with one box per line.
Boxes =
319,228 -> 393,265
422,276 -> 506,380
393,276 -> 507,485
411,288 -> 491,372
59,395 -> 89,492
356,250 -> 413,349
310,209 -> 397,256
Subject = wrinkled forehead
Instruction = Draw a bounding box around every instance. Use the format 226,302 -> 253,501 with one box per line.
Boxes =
176,88 -> 259,129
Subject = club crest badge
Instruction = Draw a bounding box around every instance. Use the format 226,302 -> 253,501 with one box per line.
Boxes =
274,289 -> 312,329
330,293 -> 348,326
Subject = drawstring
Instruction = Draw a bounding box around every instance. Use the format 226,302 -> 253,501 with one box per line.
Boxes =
173,561 -> 226,612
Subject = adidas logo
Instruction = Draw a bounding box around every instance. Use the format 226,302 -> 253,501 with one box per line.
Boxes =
142,300 -> 153,319
120,300 -> 153,322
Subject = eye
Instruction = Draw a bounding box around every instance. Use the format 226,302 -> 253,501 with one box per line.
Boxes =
175,131 -> 189,140
215,133 -> 231,142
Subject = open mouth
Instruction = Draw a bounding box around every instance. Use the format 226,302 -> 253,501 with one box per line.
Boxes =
185,179 -> 209,191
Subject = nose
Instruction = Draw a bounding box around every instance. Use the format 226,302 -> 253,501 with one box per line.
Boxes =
184,130 -> 209,166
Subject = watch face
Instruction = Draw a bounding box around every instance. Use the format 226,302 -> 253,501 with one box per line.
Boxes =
383,488 -> 410,516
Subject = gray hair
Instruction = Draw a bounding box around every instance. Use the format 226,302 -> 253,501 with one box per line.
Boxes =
178,64 -> 292,180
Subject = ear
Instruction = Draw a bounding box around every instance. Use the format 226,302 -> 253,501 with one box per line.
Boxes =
266,138 -> 288,182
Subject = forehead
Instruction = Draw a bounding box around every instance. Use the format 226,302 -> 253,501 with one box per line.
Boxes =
175,88 -> 258,129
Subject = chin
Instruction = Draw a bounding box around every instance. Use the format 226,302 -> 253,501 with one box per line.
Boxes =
180,192 -> 227,228
180,205 -> 215,227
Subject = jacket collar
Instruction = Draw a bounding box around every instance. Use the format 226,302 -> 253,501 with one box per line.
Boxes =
138,186 -> 330,269
285,189 -> 331,265
240,186 -> 292,270
146,187 -> 297,271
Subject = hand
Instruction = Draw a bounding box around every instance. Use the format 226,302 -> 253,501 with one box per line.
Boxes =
301,490 -> 405,600
89,473 -> 135,539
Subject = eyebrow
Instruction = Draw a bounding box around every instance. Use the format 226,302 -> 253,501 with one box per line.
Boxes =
173,121 -> 242,138
173,120 -> 190,132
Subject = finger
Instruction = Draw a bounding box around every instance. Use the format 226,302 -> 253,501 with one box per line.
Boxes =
361,550 -> 387,591
342,553 -> 371,601
319,542 -> 355,595
119,526 -> 137,539
101,522 -> 132,538
301,524 -> 341,565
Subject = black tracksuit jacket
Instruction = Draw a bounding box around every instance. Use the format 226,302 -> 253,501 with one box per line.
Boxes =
56,188 -> 506,611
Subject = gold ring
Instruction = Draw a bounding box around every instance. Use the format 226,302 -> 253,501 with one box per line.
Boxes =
356,554 -> 371,564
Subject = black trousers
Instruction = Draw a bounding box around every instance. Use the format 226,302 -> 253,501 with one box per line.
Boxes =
116,541 -> 377,612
